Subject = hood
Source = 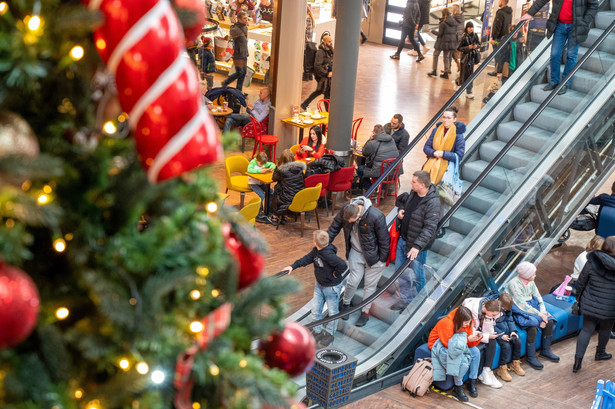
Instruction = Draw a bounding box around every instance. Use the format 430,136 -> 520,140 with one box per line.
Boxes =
500,6 -> 513,15
278,161 -> 306,173
350,196 -> 373,218
373,132 -> 393,143
434,121 -> 466,134
587,250 -> 615,277
318,44 -> 333,54
319,243 -> 338,256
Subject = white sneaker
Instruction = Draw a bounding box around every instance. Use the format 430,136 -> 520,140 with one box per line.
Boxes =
422,46 -> 430,54
467,92 -> 475,99
478,371 -> 493,386
486,369 -> 503,388
407,50 -> 418,56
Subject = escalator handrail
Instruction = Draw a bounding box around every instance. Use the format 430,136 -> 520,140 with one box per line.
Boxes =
304,17 -> 615,330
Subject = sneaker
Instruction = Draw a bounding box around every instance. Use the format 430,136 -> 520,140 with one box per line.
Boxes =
422,46 -> 430,54
390,301 -> 408,311
300,104 -> 308,111
558,85 -> 567,95
255,214 -> 270,224
466,92 -> 475,99
266,216 -> 278,226
355,312 -> 369,327
488,370 -> 503,388
543,83 -> 557,92
309,328 -> 321,338
487,71 -> 498,76
389,54 -> 400,60
316,331 -> 334,346
340,303 -> 351,320
407,50 -> 418,56
427,71 -> 437,77
416,55 -> 425,63
440,73 -> 449,79
478,371 -> 493,386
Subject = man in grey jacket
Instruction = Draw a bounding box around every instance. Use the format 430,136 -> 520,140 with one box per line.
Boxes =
357,124 -> 399,190
222,11 -> 249,92
390,0 -> 424,62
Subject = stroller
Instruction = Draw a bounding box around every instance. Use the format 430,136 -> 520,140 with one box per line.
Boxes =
205,87 -> 247,114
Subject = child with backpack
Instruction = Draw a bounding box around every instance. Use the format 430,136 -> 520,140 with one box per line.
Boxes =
493,293 -> 526,381
199,37 -> 216,91
281,230 -> 347,346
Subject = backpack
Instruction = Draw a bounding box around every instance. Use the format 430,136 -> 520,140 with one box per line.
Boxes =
401,358 -> 433,397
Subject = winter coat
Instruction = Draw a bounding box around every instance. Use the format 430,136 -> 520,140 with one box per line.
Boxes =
199,47 -> 216,74
495,309 -> 519,335
462,297 -> 501,343
362,132 -> 399,178
576,250 -> 615,320
389,123 -> 410,154
431,334 -> 472,381
491,6 -> 512,42
418,0 -> 431,26
458,32 -> 481,85
313,44 -> 334,93
401,0 -> 421,28
272,161 -> 306,215
424,121 -> 466,162
396,185 -> 441,252
452,12 -> 465,39
306,154 -> 344,176
589,193 -> 615,220
291,243 -> 347,287
327,196 -> 390,266
527,0 -> 598,45
230,22 -> 249,60
510,303 -> 543,328
428,308 -> 482,349
432,17 -> 459,51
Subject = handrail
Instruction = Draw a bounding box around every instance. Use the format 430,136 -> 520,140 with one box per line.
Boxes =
305,17 -> 615,330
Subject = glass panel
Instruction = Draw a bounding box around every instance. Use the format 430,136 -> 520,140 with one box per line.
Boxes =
384,28 -> 402,41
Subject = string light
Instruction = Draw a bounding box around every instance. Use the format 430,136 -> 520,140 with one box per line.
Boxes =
206,202 -> 217,213
196,266 -> 209,277
190,290 -> 201,300
43,185 -> 52,194
239,359 -> 247,368
209,364 -> 220,376
119,359 -> 130,370
55,307 -> 69,319
37,194 -> 49,204
74,388 -> 83,399
95,38 -> 106,50
151,370 -> 165,384
136,362 -> 149,375
53,238 -> 66,252
211,289 -> 220,298
86,400 -> 101,409
103,121 -> 117,134
0,2 -> 8,16
26,15 -> 41,31
189,321 -> 203,333
21,180 -> 32,191
69,45 -> 84,61
5,219 -> 15,228
65,233 -> 74,241
192,403 -> 201,409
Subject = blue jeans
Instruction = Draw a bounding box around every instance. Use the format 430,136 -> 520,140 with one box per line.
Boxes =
248,183 -> 272,213
550,22 -> 579,85
312,282 -> 343,334
224,64 -> 247,91
451,344 -> 480,385
395,237 -> 427,303
223,113 -> 251,133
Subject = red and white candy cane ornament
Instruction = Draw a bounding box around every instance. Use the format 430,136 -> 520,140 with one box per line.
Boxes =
85,0 -> 222,183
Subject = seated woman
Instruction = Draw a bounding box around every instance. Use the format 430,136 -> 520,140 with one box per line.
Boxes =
505,261 -> 560,370
270,149 -> 306,225
295,125 -> 326,161
428,305 -> 482,402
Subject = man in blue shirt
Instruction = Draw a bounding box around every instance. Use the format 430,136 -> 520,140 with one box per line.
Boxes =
222,87 -> 271,133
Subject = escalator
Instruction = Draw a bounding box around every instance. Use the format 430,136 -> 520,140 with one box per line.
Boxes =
287,2 -> 615,402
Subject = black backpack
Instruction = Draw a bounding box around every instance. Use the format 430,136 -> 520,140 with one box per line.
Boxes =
303,41 -> 317,81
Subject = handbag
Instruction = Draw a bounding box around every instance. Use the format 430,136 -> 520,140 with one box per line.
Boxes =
436,153 -> 462,206
571,301 -> 580,315
472,49 -> 481,65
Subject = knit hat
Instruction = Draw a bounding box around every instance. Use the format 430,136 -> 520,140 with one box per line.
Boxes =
466,22 -> 474,29
517,262 -> 537,279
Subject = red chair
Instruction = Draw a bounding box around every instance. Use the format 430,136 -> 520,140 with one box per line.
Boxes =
250,116 -> 279,163
239,116 -> 268,153
327,166 -> 355,212
373,158 -> 402,207
351,117 -> 363,142
317,98 -> 330,113
305,172 -> 331,216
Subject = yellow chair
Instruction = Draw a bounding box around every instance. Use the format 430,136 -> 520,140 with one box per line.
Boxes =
277,183 -> 322,237
225,156 -> 252,208
239,197 -> 261,226
289,144 -> 300,156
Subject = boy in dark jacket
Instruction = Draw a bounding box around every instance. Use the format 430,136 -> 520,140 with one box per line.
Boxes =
282,230 -> 347,346
199,37 -> 216,91
494,293 -> 525,381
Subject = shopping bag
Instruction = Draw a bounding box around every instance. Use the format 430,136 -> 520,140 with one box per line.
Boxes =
436,153 -> 462,206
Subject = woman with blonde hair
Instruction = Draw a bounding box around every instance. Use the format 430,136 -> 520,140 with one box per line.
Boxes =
427,8 -> 459,79
422,106 -> 466,185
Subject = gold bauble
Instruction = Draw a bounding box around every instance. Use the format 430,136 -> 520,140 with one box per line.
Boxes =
0,110 -> 39,158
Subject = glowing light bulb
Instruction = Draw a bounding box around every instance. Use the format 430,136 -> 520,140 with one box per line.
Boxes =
53,238 -> 66,252
192,403 -> 201,409
190,321 -> 203,333
74,389 -> 83,399
69,45 -> 84,61
239,359 -> 247,368
206,202 -> 217,212
119,359 -> 130,370
209,364 -> 220,376
27,15 -> 41,31
0,3 -> 8,16
55,307 -> 69,319
103,121 -> 116,134
136,362 -> 149,375
211,289 -> 220,298
37,194 -> 49,204
86,400 -> 101,409
196,266 -> 209,277
43,185 -> 52,193
190,290 -> 201,300
151,370 -> 165,384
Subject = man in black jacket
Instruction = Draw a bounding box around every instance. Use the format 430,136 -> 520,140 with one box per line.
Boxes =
392,170 -> 440,310
390,0 -> 424,62
488,0 -> 513,79
301,35 -> 334,111
282,230 -> 347,346
328,196 -> 389,327
387,114 -> 410,154
222,11 -> 249,91
520,0 -> 598,95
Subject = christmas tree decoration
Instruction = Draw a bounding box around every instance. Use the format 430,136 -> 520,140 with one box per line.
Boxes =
259,322 -> 316,377
0,110 -> 39,158
173,0 -> 206,47
225,229 -> 265,290
0,262 -> 40,349
85,0 -> 222,183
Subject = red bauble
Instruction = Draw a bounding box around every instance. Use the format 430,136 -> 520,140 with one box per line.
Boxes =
0,262 -> 40,348
174,0 -> 206,47
259,322 -> 316,377
225,232 -> 264,290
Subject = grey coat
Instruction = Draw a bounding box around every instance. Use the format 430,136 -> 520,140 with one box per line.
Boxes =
432,17 -> 459,51
362,132 -> 399,178
401,0 -> 421,28
528,0 -> 598,45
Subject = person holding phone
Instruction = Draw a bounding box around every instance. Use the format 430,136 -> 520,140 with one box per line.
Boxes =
494,293 -> 526,381
462,297 -> 504,389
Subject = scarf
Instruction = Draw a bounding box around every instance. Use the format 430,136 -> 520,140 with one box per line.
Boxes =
422,123 -> 457,184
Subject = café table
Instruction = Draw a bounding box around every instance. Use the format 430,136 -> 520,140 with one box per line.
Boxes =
350,148 -> 366,167
243,171 -> 274,215
281,111 -> 329,143
208,105 -> 233,129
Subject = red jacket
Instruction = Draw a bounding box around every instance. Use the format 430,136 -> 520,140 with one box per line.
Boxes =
295,137 -> 326,161
428,308 -> 481,349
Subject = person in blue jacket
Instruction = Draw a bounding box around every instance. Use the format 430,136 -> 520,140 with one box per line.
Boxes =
494,293 -> 526,382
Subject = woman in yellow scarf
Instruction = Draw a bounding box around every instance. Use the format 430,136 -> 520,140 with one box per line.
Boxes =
422,106 -> 466,184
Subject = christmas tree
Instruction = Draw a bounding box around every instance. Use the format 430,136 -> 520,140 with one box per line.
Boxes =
0,1 -> 313,408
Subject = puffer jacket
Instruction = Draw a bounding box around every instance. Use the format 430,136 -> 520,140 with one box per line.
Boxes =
401,0 -> 421,28
577,250 -> 615,320
424,121 -> 466,162
313,43 -> 334,93
290,243 -> 347,287
528,0 -> 598,45
495,309 -> 518,335
431,333 -> 472,381
272,161 -> 306,215
432,17 -> 459,51
491,6 -> 512,42
396,184 -> 441,252
452,12 -> 465,39
389,123 -> 410,154
362,132 -> 399,178
418,0 -> 431,25
229,22 -> 248,60
511,303 -> 542,329
327,196 -> 390,266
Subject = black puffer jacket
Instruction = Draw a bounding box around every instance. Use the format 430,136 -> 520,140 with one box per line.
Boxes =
528,0 -> 598,45
272,161 -> 306,215
577,250 -> 615,320
313,44 -> 334,93
327,196 -> 390,266
396,184 -> 441,252
432,17 -> 459,51
291,243 -> 346,287
491,6 -> 512,42
418,0 -> 431,26
401,0 -> 421,28
306,154 -> 344,176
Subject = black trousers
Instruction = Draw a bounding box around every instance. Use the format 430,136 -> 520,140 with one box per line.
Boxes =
477,338 -> 497,369
575,315 -> 615,359
395,25 -> 421,56
526,320 -> 554,343
496,336 -> 521,365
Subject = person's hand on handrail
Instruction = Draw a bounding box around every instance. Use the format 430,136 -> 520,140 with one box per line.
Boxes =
281,266 -> 293,275
520,13 -> 533,21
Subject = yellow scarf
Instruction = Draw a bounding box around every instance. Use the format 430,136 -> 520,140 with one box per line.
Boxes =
422,123 -> 457,184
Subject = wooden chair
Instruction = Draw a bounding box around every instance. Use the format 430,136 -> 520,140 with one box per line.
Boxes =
277,183 -> 322,237
304,173 -> 330,216
373,158 -> 402,207
224,156 -> 252,208
327,166 -> 355,212
351,117 -> 363,142
239,197 -> 261,226
250,116 -> 279,163
239,115 -> 269,153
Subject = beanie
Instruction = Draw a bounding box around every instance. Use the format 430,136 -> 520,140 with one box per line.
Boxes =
517,261 -> 537,280
466,21 -> 474,29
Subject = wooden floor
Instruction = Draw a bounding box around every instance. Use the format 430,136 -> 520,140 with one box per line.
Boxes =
211,41 -> 615,408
